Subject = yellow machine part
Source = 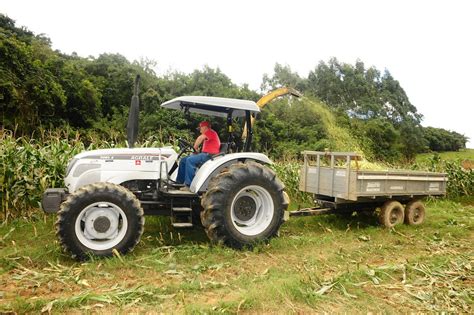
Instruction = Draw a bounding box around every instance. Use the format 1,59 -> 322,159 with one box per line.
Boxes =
242,87 -> 302,139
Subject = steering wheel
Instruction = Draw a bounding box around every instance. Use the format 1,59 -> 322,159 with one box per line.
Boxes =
168,138 -> 197,177
177,138 -> 197,155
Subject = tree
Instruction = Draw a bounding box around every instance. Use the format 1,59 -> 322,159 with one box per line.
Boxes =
2,13 -> 467,161
261,63 -> 306,92
305,58 -> 424,159
0,20 -> 66,131
422,127 -> 467,152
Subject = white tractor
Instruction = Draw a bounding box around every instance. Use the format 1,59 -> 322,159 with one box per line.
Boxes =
42,76 -> 291,260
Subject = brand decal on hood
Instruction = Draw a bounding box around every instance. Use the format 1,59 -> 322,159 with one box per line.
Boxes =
84,154 -> 171,161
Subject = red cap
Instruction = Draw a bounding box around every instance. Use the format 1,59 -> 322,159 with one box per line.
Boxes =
198,121 -> 210,128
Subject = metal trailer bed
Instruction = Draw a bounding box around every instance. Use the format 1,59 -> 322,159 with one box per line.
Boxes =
292,151 -> 448,227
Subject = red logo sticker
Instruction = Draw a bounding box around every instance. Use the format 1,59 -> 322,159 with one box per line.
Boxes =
135,160 -> 141,165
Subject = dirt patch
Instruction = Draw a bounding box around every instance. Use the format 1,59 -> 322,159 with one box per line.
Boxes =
461,159 -> 474,170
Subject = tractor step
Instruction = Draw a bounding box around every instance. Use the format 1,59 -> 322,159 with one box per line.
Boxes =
164,179 -> 185,188
171,206 -> 193,228
159,188 -> 197,197
172,207 -> 192,212
171,222 -> 193,228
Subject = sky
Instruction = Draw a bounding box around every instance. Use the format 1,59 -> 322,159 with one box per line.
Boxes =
2,0 -> 473,147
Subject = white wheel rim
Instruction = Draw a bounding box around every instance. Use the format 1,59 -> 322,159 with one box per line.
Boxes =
75,202 -> 128,251
230,185 -> 274,236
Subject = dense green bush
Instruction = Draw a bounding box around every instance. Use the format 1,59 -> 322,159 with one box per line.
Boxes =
444,161 -> 473,197
422,127 -> 467,152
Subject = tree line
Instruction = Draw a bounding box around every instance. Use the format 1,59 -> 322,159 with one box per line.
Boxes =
0,14 -> 468,161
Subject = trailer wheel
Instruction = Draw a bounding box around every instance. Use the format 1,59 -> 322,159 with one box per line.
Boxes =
379,200 -> 404,228
201,162 -> 288,249
56,183 -> 144,260
404,200 -> 425,225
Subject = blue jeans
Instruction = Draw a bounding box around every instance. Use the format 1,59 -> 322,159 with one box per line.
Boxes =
176,153 -> 212,186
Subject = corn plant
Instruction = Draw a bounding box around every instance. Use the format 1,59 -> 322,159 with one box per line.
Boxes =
0,128 -> 174,221
1,128 -> 471,221
1,130 -> 83,220
444,161 -> 473,197
271,160 -> 313,206
412,155 -> 473,198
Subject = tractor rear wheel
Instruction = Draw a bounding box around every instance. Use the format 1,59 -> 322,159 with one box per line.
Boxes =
201,162 -> 289,249
56,182 -> 144,260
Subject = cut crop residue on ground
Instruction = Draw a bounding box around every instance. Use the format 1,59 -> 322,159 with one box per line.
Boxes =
1,198 -> 472,313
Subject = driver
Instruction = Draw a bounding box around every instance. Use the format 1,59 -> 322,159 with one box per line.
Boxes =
176,121 -> 221,191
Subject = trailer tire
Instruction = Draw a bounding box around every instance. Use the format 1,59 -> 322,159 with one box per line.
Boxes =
404,200 -> 425,225
201,162 -> 288,249
379,200 -> 404,228
56,182 -> 144,260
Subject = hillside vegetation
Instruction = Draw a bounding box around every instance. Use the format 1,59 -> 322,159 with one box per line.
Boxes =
0,14 -> 468,162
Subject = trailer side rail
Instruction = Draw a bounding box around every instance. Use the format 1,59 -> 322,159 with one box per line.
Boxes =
300,151 -> 447,201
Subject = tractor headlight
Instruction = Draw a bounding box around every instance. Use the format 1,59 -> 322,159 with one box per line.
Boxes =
65,158 -> 78,177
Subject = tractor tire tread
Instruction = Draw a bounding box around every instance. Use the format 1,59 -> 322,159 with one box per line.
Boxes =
379,200 -> 405,228
404,200 -> 426,225
200,162 -> 288,249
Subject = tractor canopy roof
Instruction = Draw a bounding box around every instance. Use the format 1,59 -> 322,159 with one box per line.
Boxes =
161,96 -> 260,118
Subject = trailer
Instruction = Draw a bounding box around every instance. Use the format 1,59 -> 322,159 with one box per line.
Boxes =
292,151 -> 447,227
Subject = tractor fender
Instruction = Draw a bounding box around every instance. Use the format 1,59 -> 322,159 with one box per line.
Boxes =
190,152 -> 272,193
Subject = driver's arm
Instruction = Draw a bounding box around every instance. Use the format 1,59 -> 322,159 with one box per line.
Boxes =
194,134 -> 207,152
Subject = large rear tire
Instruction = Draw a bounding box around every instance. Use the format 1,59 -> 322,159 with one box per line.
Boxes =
56,183 -> 145,260
201,162 -> 289,249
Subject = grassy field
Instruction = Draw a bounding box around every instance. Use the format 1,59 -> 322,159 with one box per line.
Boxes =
1,198 -> 472,313
416,149 -> 474,164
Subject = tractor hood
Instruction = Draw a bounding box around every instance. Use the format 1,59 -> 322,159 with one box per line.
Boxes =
73,147 -> 177,160
64,147 -> 179,193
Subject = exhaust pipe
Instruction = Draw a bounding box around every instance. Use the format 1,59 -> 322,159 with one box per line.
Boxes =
127,75 -> 140,148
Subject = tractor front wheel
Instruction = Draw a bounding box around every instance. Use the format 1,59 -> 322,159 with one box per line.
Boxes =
56,183 -> 144,260
201,162 -> 289,249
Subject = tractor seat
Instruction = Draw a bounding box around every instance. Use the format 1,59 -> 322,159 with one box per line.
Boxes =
209,143 -> 229,160
196,143 -> 229,169
215,143 -> 228,156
